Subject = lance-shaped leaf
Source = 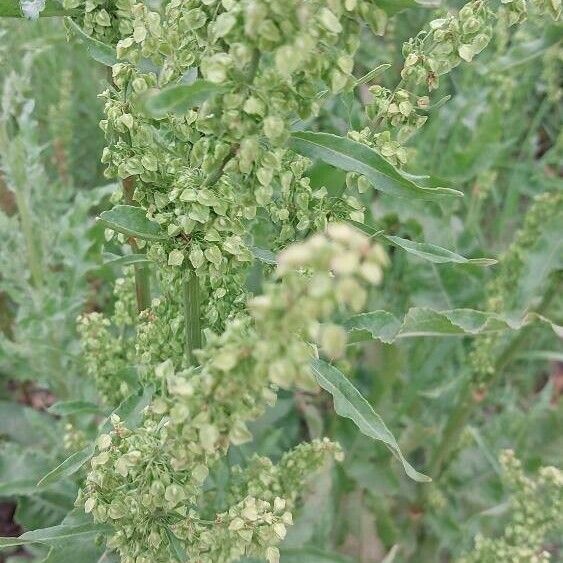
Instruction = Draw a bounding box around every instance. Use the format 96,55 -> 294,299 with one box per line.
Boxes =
251,246 -> 277,265
351,222 -> 496,266
0,523 -> 112,548
102,252 -> 151,267
66,19 -> 117,66
48,400 -> 103,417
384,234 -> 497,266
289,132 -> 462,200
38,387 -> 153,488
142,81 -> 225,118
37,445 -> 95,488
346,307 -> 563,344
311,359 -> 431,482
99,205 -> 166,241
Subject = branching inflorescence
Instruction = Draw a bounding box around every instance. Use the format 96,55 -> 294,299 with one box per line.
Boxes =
47,0 -> 560,560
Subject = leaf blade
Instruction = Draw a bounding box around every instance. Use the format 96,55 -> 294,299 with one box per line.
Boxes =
0,523 -> 112,547
310,359 -> 430,483
384,234 -> 497,266
142,81 -> 225,118
98,205 -> 166,241
289,132 -> 462,200
36,445 -> 95,488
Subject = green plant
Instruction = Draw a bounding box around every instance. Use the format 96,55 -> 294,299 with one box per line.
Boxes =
0,0 -> 561,562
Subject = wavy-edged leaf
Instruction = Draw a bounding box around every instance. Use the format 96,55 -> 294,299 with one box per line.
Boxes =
0,523 -> 112,547
346,307 -> 563,344
37,445 -> 95,488
66,19 -> 117,66
310,359 -> 430,482
99,205 -> 166,241
289,132 -> 462,200
384,234 -> 496,265
48,400 -> 103,417
142,81 -> 225,118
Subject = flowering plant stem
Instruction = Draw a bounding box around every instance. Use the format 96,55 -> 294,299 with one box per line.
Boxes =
122,175 -> 150,312
183,264 -> 202,366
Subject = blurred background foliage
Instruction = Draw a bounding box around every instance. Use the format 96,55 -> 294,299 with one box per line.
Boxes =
0,2 -> 561,562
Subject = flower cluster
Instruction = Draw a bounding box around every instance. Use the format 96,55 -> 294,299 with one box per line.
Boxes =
460,450 -> 562,562
77,269 -> 137,405
82,408 -> 341,563
352,0 -> 561,169
90,0 -> 377,331
80,225 -> 386,561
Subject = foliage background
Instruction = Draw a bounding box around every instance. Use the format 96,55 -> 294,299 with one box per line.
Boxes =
0,2 -> 561,562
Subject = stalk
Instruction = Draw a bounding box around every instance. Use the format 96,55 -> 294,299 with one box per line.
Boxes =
13,186 -> 43,288
1,135 -> 44,290
183,265 -> 202,365
429,280 -> 560,478
121,176 -> 151,312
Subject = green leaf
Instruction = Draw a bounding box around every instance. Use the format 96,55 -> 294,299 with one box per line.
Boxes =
289,132 -> 462,200
251,246 -> 277,265
141,81 -> 225,118
310,359 -> 431,482
102,252 -> 151,267
37,445 -> 95,488
383,234 -> 497,265
356,64 -> 391,86
66,19 -> 117,66
376,0 -> 432,15
0,523 -> 112,548
282,547 -> 354,562
417,95 -> 451,114
346,307 -> 563,344
100,385 -> 154,433
165,529 -> 187,562
48,400 -> 103,417
98,205 -> 166,241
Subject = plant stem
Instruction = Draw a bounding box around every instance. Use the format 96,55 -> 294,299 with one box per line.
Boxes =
9,139 -> 43,288
183,265 -> 202,365
122,176 -> 151,312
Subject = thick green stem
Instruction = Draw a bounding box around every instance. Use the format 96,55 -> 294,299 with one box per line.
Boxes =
183,266 -> 202,365
122,176 -> 151,313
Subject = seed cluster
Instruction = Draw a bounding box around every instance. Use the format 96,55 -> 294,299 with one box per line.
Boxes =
461,450 -> 563,562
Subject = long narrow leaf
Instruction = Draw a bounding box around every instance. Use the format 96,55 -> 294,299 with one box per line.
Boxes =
37,445 -> 95,488
0,523 -> 112,547
310,359 -> 431,482
289,132 -> 462,200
